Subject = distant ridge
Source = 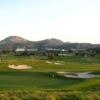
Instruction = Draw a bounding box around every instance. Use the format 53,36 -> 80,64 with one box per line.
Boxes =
0,36 -> 28,44
0,36 -> 100,49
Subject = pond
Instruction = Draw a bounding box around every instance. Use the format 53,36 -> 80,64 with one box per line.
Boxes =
57,72 -> 100,78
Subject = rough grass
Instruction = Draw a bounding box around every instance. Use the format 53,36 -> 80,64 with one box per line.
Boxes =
0,90 -> 99,100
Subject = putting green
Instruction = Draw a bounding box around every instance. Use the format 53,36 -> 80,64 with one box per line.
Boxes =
0,71 -> 82,90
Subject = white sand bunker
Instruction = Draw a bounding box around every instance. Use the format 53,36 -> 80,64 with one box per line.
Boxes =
46,61 -> 53,64
8,64 -> 32,69
46,61 -> 64,65
57,72 -> 100,78
54,62 -> 62,65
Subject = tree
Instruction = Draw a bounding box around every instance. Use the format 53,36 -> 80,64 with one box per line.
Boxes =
48,53 -> 55,60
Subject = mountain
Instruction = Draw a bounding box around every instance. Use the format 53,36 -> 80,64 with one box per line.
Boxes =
36,38 -> 64,48
38,38 -> 64,46
55,43 -> 100,49
0,36 -> 28,44
0,36 -> 100,50
0,36 -> 29,49
0,36 -> 64,49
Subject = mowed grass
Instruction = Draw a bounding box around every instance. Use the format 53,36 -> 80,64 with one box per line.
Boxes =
0,53 -> 100,90
0,71 -> 82,90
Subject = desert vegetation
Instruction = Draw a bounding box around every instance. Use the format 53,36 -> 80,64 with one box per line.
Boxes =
0,90 -> 99,100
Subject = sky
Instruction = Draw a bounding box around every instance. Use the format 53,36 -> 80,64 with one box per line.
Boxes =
0,0 -> 100,44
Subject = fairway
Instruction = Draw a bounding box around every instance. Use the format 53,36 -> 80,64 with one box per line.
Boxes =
0,53 -> 100,91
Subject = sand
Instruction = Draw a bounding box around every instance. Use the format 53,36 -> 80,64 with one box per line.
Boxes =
8,64 -> 32,69
46,61 -> 63,65
57,72 -> 100,78
54,62 -> 62,65
46,61 -> 52,64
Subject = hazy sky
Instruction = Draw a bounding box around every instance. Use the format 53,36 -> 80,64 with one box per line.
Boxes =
0,0 -> 100,43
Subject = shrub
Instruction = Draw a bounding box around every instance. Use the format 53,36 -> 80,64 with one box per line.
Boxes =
22,94 -> 43,100
10,96 -> 19,100
45,95 -> 56,100
86,96 -> 93,100
66,92 -> 84,100
94,94 -> 100,100
0,94 -> 9,100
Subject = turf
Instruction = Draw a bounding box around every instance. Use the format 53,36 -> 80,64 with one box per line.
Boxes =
0,71 -> 82,90
0,53 -> 100,91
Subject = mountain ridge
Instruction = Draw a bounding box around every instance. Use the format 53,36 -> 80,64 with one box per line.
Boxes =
0,36 -> 28,44
0,36 -> 100,49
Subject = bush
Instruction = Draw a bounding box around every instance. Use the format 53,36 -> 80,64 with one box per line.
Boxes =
86,96 -> 93,100
0,94 -> 9,100
10,96 -> 19,100
45,95 -> 56,100
22,94 -> 43,100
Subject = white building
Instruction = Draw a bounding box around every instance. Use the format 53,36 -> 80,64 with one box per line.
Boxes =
15,48 -> 38,52
15,48 -> 26,52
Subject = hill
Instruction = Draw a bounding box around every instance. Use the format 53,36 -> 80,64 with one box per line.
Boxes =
0,36 -> 64,49
0,36 -> 100,50
0,36 -> 28,44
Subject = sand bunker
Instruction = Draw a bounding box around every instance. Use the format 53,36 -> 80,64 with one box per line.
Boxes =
54,62 -> 61,65
8,64 -> 32,69
46,61 -> 53,64
46,61 -> 63,65
57,72 -> 100,78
